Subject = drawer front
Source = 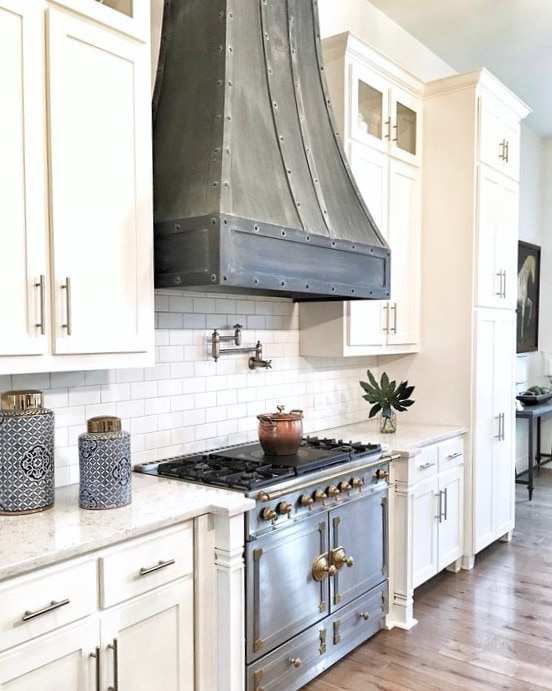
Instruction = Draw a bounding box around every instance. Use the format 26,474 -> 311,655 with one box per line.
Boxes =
413,444 -> 439,481
100,523 -> 193,608
0,557 -> 97,652
438,436 -> 464,473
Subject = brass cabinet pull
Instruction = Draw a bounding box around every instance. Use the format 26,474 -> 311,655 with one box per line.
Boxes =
360,611 -> 370,620
90,646 -> 101,691
22,598 -> 70,621
34,275 -> 45,334
139,558 -> 175,576
61,277 -> 72,335
107,638 -> 119,691
290,657 -> 301,668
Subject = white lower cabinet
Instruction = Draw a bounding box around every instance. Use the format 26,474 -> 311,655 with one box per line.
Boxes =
0,524 -> 194,690
389,434 -> 464,629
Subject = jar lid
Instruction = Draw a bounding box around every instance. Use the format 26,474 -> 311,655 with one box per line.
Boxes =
1,390 -> 44,410
87,416 -> 122,433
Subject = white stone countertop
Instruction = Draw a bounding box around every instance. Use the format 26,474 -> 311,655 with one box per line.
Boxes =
311,420 -> 467,455
0,473 -> 254,582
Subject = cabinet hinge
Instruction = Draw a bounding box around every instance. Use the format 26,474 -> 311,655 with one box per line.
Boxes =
333,620 -> 341,645
319,628 -> 327,655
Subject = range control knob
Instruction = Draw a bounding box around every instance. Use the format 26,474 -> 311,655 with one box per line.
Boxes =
351,476 -> 364,489
277,501 -> 293,515
299,494 -> 314,508
338,481 -> 351,493
313,489 -> 327,503
375,468 -> 389,480
261,507 -> 277,522
326,485 -> 340,498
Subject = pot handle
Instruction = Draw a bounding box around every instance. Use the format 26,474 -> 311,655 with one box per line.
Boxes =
257,415 -> 276,427
289,409 -> 304,417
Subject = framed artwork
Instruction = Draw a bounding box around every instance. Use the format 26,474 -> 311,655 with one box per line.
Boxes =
517,240 -> 540,353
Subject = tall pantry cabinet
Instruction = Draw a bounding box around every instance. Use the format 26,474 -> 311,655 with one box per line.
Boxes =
417,69 -> 529,566
0,0 -> 154,375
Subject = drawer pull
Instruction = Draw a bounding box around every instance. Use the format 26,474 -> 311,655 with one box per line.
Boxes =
446,452 -> 462,460
418,462 -> 436,470
22,598 -> 70,621
290,657 -> 301,668
139,558 -> 175,576
360,611 -> 370,620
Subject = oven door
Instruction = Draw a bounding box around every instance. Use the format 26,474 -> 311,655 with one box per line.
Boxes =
245,512 -> 330,663
329,485 -> 388,610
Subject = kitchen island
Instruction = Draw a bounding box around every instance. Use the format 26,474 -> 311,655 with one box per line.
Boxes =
0,474 -> 254,690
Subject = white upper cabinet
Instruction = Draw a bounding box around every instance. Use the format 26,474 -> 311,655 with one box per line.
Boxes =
0,1 -> 48,358
478,93 -> 521,180
350,61 -> 421,166
300,33 -> 422,357
0,0 -> 154,374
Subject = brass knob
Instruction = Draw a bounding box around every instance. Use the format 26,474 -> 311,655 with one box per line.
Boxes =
326,485 -> 340,498
290,657 -> 301,668
360,612 -> 370,621
261,507 -> 277,522
277,501 -> 292,515
351,477 -> 364,489
257,491 -> 270,502
332,547 -> 354,570
312,555 -> 337,581
300,494 -> 314,508
313,489 -> 327,503
338,481 -> 351,493
375,468 -> 389,480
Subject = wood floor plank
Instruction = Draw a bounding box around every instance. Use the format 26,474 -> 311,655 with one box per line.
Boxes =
301,472 -> 552,690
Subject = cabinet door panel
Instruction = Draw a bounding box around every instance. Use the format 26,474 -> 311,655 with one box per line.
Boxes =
0,618 -> 98,691
476,166 -> 518,309
47,8 -> 152,356
0,1 -> 47,356
411,479 -> 438,588
479,94 -> 520,180
101,579 -> 194,691
437,468 -> 463,571
389,86 -> 421,165
387,160 -> 419,345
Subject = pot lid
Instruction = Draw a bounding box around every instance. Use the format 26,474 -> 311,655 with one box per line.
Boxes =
259,405 -> 304,421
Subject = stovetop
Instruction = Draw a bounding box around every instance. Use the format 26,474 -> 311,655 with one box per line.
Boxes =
136,437 -> 382,492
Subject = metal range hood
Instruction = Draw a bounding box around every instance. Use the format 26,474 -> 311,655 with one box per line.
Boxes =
152,0 -> 390,300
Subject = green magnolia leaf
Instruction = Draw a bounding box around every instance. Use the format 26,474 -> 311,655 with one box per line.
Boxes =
368,403 -> 382,418
367,370 -> 379,390
381,371 -> 389,390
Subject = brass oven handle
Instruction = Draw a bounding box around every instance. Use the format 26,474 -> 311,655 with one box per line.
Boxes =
61,276 -> 72,335
139,558 -> 175,576
35,274 -> 45,334
90,646 -> 101,691
312,554 -> 337,581
22,598 -> 70,621
331,547 -> 354,570
107,638 -> 118,691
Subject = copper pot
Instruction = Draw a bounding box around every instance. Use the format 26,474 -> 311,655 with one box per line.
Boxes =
257,405 -> 304,456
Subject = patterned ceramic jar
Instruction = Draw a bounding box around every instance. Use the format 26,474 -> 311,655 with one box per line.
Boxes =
79,416 -> 131,510
0,390 -> 55,514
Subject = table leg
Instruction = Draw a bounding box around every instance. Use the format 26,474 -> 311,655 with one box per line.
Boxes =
537,417 -> 542,468
528,418 -> 535,500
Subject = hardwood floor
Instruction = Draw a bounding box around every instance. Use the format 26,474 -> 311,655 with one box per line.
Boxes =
303,468 -> 552,690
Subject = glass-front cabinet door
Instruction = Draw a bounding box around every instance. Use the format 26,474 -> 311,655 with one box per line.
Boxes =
349,63 -> 421,165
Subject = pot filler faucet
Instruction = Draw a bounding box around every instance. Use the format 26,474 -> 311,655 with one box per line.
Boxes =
211,325 -> 272,369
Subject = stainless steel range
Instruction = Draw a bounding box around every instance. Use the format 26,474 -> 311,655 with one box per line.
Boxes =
137,437 -> 390,690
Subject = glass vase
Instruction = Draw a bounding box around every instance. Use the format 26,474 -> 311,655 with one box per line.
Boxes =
379,410 -> 397,433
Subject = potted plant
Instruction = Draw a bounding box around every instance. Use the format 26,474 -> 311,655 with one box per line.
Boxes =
359,370 -> 415,433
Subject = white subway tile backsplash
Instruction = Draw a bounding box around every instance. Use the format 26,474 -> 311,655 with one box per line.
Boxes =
13,372 -> 51,389
27,293 -> 375,488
